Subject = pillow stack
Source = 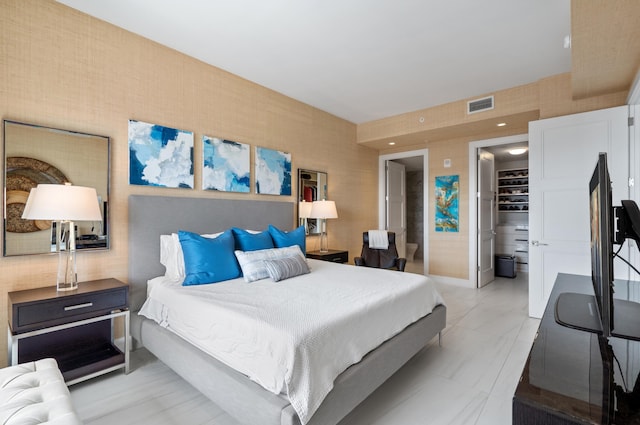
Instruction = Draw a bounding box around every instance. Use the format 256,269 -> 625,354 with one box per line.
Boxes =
160,225 -> 309,285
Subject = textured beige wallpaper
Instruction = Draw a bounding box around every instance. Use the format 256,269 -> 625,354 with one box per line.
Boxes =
0,0 -> 378,365
0,0 -> 630,366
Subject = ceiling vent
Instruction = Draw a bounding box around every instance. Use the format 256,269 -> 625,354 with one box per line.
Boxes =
467,96 -> 494,114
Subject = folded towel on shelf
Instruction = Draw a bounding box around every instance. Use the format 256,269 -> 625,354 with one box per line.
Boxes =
368,230 -> 389,249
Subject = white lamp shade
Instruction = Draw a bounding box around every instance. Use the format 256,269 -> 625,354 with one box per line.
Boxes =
22,184 -> 103,221
299,201 -> 313,218
310,200 -> 338,219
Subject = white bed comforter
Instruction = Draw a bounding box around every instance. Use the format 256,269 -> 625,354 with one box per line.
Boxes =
138,259 -> 444,424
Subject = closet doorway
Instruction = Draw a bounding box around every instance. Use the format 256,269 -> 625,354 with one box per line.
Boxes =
378,149 -> 428,275
468,135 -> 529,288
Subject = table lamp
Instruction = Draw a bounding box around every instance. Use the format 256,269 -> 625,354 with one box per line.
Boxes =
310,199 -> 338,253
22,184 -> 103,291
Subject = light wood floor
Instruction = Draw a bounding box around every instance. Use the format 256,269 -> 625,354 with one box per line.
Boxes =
70,271 -> 536,425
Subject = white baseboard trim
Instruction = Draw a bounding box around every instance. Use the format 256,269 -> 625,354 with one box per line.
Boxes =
428,274 -> 474,288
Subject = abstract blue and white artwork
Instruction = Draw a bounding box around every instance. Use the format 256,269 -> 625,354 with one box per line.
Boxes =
128,120 -> 194,188
202,136 -> 250,193
255,147 -> 292,196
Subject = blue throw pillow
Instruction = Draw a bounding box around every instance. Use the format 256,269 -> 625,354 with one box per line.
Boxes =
231,228 -> 274,251
268,224 -> 306,254
178,230 -> 240,285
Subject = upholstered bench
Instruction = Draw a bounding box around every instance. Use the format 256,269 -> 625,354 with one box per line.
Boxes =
0,358 -> 82,424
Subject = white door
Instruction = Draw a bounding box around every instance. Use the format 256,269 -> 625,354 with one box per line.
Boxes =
478,149 -> 496,287
386,160 -> 406,258
528,106 -> 629,318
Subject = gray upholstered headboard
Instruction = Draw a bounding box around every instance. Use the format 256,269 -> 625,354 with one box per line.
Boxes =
128,195 -> 294,311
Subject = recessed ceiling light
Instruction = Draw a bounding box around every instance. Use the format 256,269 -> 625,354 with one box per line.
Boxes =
509,148 -> 527,155
388,142 -> 396,145
497,122 -> 507,127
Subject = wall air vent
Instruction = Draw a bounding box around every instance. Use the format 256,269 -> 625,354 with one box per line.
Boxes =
467,95 -> 494,114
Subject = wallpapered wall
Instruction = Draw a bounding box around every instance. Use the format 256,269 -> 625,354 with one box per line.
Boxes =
0,0 -> 379,365
0,0 -> 630,365
376,72 -> 627,281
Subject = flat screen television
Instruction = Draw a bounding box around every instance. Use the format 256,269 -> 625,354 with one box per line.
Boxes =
555,152 -> 640,340
555,153 -> 613,335
589,152 -> 615,337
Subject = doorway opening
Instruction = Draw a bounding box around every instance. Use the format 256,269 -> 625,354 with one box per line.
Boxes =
379,149 -> 428,275
469,134 -> 529,288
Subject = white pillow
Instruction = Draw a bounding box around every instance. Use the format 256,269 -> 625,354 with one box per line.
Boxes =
160,232 -> 223,279
235,245 -> 305,282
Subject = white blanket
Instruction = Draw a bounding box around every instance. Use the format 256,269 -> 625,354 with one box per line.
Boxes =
368,229 -> 389,249
139,259 -> 444,424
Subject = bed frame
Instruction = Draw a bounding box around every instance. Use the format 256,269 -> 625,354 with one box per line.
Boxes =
128,195 -> 446,425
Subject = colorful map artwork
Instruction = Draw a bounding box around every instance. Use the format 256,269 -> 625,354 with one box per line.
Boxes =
435,175 -> 459,232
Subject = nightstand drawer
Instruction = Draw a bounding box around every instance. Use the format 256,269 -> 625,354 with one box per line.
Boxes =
9,279 -> 128,334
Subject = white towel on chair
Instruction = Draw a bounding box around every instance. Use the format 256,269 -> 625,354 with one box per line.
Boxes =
368,230 -> 389,249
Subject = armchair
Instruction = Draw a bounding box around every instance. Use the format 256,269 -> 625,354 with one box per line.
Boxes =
354,231 -> 406,272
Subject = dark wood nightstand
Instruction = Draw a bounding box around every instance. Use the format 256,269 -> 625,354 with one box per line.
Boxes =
8,278 -> 130,385
306,249 -> 349,264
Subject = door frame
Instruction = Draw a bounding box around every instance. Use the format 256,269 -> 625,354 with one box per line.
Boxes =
631,105 -> 640,277
468,133 -> 527,288
379,149 -> 428,274
629,81 -> 640,278
386,160 -> 407,258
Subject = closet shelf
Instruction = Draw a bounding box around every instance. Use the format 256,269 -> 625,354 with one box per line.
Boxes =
497,167 -> 529,214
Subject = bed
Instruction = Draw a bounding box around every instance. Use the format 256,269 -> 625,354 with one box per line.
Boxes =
128,195 -> 446,425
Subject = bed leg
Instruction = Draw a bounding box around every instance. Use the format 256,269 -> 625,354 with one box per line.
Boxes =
438,331 -> 442,347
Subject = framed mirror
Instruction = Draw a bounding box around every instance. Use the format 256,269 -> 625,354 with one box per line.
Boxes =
3,120 -> 110,256
298,169 -> 327,235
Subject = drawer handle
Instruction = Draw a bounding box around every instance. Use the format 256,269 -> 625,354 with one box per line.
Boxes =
64,302 -> 94,311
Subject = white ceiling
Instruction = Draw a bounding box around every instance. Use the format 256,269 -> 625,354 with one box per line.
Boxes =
56,0 -> 571,124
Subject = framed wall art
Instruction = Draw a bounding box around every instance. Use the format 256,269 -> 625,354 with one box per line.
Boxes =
202,136 -> 250,193
128,119 -> 194,188
435,175 -> 459,232
255,147 -> 291,196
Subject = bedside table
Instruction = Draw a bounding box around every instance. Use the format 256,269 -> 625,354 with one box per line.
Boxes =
8,278 -> 130,385
306,249 -> 349,264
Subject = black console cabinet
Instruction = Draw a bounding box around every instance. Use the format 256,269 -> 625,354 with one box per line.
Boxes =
513,273 -> 640,424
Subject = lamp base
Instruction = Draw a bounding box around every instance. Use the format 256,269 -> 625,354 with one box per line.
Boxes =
57,281 -> 78,292
319,231 -> 329,253
56,221 -> 78,292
